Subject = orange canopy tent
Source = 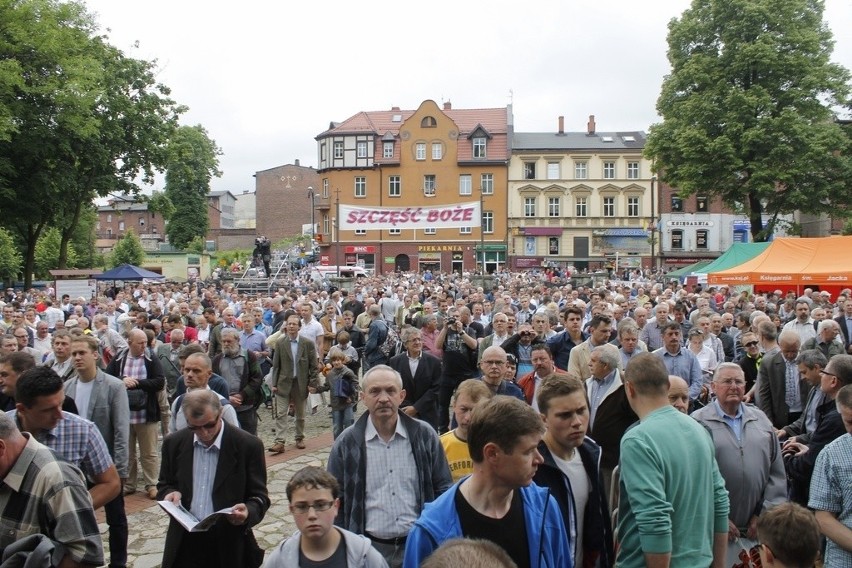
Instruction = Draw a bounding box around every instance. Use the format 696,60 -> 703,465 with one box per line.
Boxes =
707,236 -> 852,288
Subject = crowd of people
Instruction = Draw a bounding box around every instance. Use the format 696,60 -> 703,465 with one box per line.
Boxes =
0,270 -> 850,567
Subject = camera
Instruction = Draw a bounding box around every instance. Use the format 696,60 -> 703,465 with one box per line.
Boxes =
520,331 -> 533,338
446,318 -> 457,327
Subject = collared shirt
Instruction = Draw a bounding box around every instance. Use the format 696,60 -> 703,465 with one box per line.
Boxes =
805,389 -> 826,435
287,336 -> 299,377
8,411 -> 114,481
190,422 -> 224,521
654,347 -> 703,400
407,354 -> 421,377
240,329 -> 266,353
784,360 -> 803,412
490,333 -> 510,348
364,416 -> 419,538
809,434 -> 852,568
589,369 -> 617,428
124,354 -> 149,425
712,400 -> 744,441
620,346 -> 645,371
0,434 -> 104,565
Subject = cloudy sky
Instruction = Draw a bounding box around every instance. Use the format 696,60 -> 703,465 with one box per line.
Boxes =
81,0 -> 852,195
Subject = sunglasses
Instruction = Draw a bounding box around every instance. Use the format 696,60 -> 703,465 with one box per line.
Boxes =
744,341 -> 759,348
187,418 -> 220,431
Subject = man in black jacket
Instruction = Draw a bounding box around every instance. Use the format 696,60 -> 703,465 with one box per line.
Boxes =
534,374 -> 614,568
389,327 -> 441,431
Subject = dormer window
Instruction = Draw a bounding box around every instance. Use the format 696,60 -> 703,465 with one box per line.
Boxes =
473,137 -> 486,158
421,116 -> 437,128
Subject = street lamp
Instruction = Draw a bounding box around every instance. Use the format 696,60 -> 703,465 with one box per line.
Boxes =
650,175 -> 657,273
307,186 -> 315,248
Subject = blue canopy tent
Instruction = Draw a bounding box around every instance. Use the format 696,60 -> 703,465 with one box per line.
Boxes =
93,264 -> 165,281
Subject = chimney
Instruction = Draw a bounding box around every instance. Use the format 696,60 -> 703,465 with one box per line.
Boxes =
587,115 -> 596,135
443,101 -> 452,110
391,106 -> 400,111
295,159 -> 300,167
558,116 -> 564,135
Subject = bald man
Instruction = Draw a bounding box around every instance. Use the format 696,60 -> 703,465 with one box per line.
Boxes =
668,375 -> 690,414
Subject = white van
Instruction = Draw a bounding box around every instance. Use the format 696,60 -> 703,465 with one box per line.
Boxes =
310,265 -> 368,281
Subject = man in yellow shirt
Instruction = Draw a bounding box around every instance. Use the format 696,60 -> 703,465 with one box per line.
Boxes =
440,380 -> 493,481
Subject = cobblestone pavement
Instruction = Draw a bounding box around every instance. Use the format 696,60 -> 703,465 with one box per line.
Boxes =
112,401 -> 350,568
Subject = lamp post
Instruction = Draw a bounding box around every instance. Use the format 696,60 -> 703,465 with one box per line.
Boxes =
650,175 -> 657,273
479,188 -> 485,274
307,186 -> 315,249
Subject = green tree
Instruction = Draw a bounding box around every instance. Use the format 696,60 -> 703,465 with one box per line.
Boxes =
164,125 -> 221,250
110,229 -> 145,267
34,227 -> 78,279
645,0 -> 851,241
0,228 -> 22,284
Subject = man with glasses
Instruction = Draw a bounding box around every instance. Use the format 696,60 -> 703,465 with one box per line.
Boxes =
389,328 -> 441,431
158,390 -> 270,568
692,364 -> 787,545
737,332 -> 763,394
477,312 -> 511,361
266,466 -> 387,567
758,330 -> 808,430
478,346 -> 524,400
11,325 -> 40,361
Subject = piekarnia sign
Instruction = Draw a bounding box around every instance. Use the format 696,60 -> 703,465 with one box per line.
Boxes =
340,203 -> 481,230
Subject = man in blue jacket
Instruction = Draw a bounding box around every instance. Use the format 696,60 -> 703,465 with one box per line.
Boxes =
404,395 -> 572,568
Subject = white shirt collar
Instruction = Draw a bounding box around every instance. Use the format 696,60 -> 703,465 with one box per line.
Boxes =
365,414 -> 408,442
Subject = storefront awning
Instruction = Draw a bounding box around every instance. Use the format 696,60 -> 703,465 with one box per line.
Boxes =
594,228 -> 648,237
523,227 -> 564,236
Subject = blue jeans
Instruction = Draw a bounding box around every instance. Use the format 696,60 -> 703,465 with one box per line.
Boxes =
332,405 -> 354,439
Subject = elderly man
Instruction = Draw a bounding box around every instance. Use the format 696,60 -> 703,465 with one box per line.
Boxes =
268,315 -> 319,453
212,328 -> 263,435
105,328 -> 166,500
518,344 -> 558,409
616,321 -> 645,370
776,350 -> 828,446
801,319 -> 845,360
692,364 -> 787,543
156,327 -> 184,403
207,307 -> 237,357
653,322 -> 704,404
668,375 -> 690,414
478,346 -> 524,400
617,353 -> 729,568
568,315 -> 614,381
169,353 -> 239,433
327,365 -> 452,568
640,302 -> 670,351
758,330 -> 810,430
586,343 -> 637,493
157,390 -> 270,568
477,312 -> 511,361
65,334 -> 130,568
0,411 -> 104,565
388,327 -> 441,430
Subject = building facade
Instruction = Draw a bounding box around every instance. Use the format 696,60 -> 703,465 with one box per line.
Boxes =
96,198 -> 166,252
254,161 -> 320,242
315,99 -> 510,274
509,116 -> 652,271
207,191 -> 237,229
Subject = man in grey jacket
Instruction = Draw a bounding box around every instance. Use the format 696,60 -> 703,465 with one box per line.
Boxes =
265,466 -> 387,568
65,334 -> 131,568
692,363 -> 787,542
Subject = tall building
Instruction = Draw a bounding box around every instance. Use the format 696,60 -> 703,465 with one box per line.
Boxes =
254,161 -> 320,242
509,115 -> 652,271
314,100 -> 511,274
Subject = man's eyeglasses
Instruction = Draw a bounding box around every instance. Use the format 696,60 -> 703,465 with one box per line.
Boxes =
481,360 -> 505,366
290,500 -> 335,514
187,419 -> 220,431
820,370 -> 837,379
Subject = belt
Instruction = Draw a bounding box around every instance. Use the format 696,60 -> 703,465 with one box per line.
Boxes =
364,532 -> 407,546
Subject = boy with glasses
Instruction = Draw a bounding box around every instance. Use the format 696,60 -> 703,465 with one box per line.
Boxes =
266,466 -> 387,567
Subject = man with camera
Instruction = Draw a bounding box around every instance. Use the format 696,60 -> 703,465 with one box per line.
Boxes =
435,309 -> 479,434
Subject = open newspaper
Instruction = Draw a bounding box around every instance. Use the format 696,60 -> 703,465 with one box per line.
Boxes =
158,500 -> 234,532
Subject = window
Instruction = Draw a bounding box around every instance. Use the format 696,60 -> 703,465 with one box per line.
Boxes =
383,141 -> 394,158
322,178 -> 329,198
603,161 -> 615,179
432,143 -> 442,160
696,229 -> 708,249
576,197 -> 588,217
671,196 -> 683,212
671,230 -> 683,250
355,229 -> 366,236
321,143 -> 327,161
107,214 -> 112,222
460,226 -> 472,234
424,175 -> 436,196
421,116 -> 437,128
388,176 -> 401,197
548,237 -> 560,255
697,196 -> 708,212
524,197 -> 536,217
423,228 -> 436,235
524,162 -> 536,180
118,221 -> 125,231
627,161 -> 639,179
574,161 -> 588,179
139,217 -> 145,225
323,215 -> 329,234
546,162 -> 560,180
627,197 -> 639,217
333,141 -> 343,158
548,197 -> 560,217
473,137 -> 486,158
416,143 -> 426,160
603,197 -> 615,217
481,173 -> 494,195
389,228 -> 401,236
356,141 -> 368,158
459,175 -> 472,196
483,211 -> 493,234
354,177 -> 366,198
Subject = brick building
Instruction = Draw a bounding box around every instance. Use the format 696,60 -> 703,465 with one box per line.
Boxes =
314,99 -> 511,274
254,161 -> 320,243
96,198 -> 166,252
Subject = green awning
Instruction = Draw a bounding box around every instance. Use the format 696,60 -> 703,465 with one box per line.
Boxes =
666,260 -> 713,279
695,242 -> 771,278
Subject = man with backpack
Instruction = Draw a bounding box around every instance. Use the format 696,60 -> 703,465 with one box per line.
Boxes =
363,305 -> 397,373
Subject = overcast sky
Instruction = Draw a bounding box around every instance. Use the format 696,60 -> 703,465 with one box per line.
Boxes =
81,0 -> 852,196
